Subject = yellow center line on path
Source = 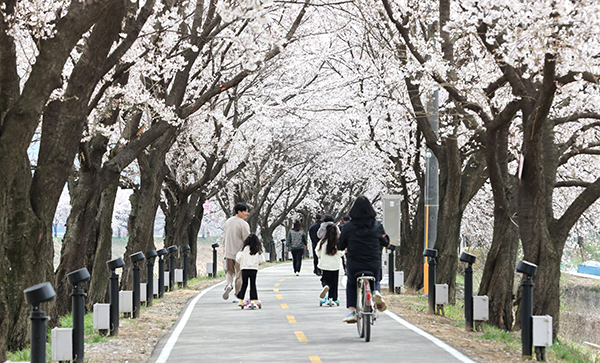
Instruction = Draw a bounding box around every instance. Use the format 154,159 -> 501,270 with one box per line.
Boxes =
279,279 -> 286,282
273,289 -> 279,292
286,315 -> 297,323
274,283 -> 280,287
295,331 -> 308,342
309,356 -> 323,363
288,276 -> 294,278
276,294 -> 283,299
281,303 -> 289,309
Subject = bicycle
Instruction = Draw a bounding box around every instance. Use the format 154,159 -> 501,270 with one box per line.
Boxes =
355,271 -> 378,342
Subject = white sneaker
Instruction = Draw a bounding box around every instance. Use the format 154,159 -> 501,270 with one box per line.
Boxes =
374,291 -> 387,311
232,297 -> 239,303
320,285 -> 329,299
223,284 -> 233,300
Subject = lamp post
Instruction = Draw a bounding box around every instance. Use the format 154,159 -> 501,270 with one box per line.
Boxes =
167,245 -> 178,292
388,245 -> 396,294
211,243 -> 219,278
23,282 -> 56,363
145,250 -> 157,306
517,260 -> 538,360
157,249 -> 167,298
130,251 -> 145,318
67,268 -> 90,362
423,248 -> 438,315
459,252 -> 476,331
182,245 -> 191,287
107,257 -> 125,336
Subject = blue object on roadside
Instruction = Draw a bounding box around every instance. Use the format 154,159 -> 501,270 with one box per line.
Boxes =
578,261 -> 600,276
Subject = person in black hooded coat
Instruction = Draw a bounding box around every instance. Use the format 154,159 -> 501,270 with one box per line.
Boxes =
337,196 -> 389,323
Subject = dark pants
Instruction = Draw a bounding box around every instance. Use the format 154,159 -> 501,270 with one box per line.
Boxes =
320,270 -> 339,301
236,269 -> 258,301
346,265 -> 380,308
291,249 -> 304,273
312,242 -> 321,275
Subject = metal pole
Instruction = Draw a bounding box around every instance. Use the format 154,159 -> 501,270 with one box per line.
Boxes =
146,258 -> 154,306
522,277 -> 534,359
388,248 -> 395,294
464,264 -> 473,331
132,264 -> 140,318
270,240 -> 275,262
428,256 -> 436,315
109,271 -> 119,336
169,253 -> 175,291
212,247 -> 217,278
183,251 -> 189,287
30,309 -> 47,363
71,287 -> 85,362
281,239 -> 286,261
158,257 -> 165,297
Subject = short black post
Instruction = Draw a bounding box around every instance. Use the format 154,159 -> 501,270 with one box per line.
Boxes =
157,248 -> 167,298
460,252 -> 476,331
130,251 -> 145,319
388,245 -> 396,294
281,239 -> 286,261
107,257 -> 124,336
23,282 -> 55,363
67,268 -> 90,362
211,243 -> 219,278
145,250 -> 157,306
182,245 -> 191,287
168,245 -> 178,292
269,240 -> 275,262
423,248 -> 438,315
517,260 -> 538,360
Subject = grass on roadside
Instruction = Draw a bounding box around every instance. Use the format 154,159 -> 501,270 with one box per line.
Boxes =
394,290 -> 599,363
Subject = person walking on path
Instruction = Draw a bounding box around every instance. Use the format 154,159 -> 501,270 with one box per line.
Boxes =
222,202 -> 251,302
286,220 -> 308,276
308,214 -> 323,276
316,223 -> 343,306
337,196 -> 390,323
235,234 -> 265,308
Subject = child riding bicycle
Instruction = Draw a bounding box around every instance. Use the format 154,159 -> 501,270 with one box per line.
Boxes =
337,196 -> 389,323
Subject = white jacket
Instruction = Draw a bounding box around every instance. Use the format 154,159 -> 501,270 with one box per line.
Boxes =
316,241 -> 343,271
236,246 -> 265,270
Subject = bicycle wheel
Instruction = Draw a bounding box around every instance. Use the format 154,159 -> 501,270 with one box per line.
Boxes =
364,306 -> 371,342
362,284 -> 371,342
356,280 -> 364,338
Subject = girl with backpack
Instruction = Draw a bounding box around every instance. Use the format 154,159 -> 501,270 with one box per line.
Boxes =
316,223 -> 344,306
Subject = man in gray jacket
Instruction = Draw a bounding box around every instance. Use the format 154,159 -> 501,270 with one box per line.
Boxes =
222,203 -> 251,302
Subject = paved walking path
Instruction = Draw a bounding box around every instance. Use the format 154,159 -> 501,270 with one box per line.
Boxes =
149,262 -> 477,363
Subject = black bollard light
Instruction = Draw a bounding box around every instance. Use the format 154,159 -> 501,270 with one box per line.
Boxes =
130,251 -> 145,319
459,252 -> 476,331
281,238 -> 286,261
211,243 -> 219,278
269,239 -> 275,262
388,245 -> 397,294
67,267 -> 90,363
517,260 -> 538,360
423,248 -> 438,315
157,248 -> 167,298
167,245 -> 178,292
24,282 -> 56,363
145,250 -> 157,306
107,257 -> 125,336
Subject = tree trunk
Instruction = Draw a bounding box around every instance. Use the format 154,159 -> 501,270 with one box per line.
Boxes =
186,192 -> 207,279
87,179 -> 119,309
122,131 -> 175,290
434,138 -> 461,303
479,122 -> 519,331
